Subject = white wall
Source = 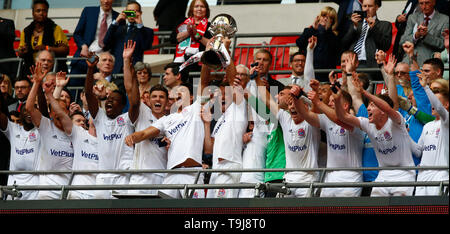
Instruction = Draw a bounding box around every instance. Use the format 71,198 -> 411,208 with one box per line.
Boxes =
2,1 -> 406,42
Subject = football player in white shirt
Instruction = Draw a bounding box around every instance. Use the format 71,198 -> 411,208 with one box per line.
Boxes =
202,60 -> 249,199
25,64 -> 74,200
253,67 -> 320,198
124,51 -> 222,199
122,41 -> 169,195
291,80 -> 364,197
84,52 -> 135,199
415,77 -> 449,196
1,93 -> 40,200
335,75 -> 417,197
46,73 -> 100,199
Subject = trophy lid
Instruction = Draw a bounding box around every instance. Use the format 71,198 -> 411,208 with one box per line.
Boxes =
209,13 -> 237,37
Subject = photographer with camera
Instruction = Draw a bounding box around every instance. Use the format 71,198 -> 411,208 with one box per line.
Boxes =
103,1 -> 154,74
341,0 -> 392,68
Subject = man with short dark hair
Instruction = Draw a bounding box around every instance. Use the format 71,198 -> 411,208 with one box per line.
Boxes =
253,49 -> 285,92
163,62 -> 183,90
8,78 -> 32,113
103,1 -> 154,74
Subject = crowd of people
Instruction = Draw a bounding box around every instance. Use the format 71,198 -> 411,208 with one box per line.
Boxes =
0,0 -> 448,200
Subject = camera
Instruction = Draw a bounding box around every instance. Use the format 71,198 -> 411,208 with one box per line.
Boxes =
294,89 -> 306,99
354,10 -> 367,18
87,55 -> 98,64
331,82 -> 341,94
124,10 -> 136,18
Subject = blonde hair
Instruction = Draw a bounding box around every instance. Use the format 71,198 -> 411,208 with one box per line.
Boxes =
319,6 -> 338,36
431,78 -> 449,93
1,74 -> 13,96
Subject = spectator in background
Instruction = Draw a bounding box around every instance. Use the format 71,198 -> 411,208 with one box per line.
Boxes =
71,0 -> 119,75
342,0 -> 392,67
341,0 -> 392,69
332,0 -> 362,52
94,52 -> 125,91
134,62 -> 153,98
8,78 -> 31,113
434,29 -> 448,80
399,0 -> 449,66
277,51 -> 306,87
296,6 -> 340,79
153,0 -> 189,32
17,0 -> 69,75
162,62 -> 183,90
103,1 -> 154,74
0,17 -> 18,82
252,49 -> 285,92
393,0 -> 420,61
1,74 -> 16,107
173,0 -> 212,65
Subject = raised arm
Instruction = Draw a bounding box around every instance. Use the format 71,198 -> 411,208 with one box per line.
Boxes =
253,72 -> 280,117
307,87 -> 354,130
290,85 -> 320,128
335,82 -> 362,129
383,54 -> 400,111
53,71 -> 70,100
44,82 -> 73,135
304,36 -> 316,83
123,40 -> 140,123
420,76 -> 449,123
0,77 -> 8,130
200,105 -> 214,155
84,56 -> 99,118
25,63 -> 47,127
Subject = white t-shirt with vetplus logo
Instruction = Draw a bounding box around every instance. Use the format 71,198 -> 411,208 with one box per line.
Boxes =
358,114 -> 415,167
277,109 -> 320,181
319,114 -> 364,168
37,116 -> 74,185
69,125 -> 98,185
94,108 -> 134,171
1,121 -> 40,199
132,103 -> 167,175
211,101 -> 248,166
153,99 -> 204,169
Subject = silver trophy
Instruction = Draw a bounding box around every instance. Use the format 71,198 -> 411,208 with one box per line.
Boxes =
200,14 -> 237,70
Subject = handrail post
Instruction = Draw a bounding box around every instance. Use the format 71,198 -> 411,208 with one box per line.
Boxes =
188,170 -> 202,198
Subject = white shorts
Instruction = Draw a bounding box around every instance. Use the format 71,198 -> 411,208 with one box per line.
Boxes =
68,190 -> 96,200
415,170 -> 448,196
160,167 -> 205,199
94,173 -> 130,199
128,173 -> 165,195
207,160 -> 242,199
37,174 -> 70,200
7,174 -> 39,200
320,170 -> 363,197
283,171 -> 318,198
371,170 -> 416,197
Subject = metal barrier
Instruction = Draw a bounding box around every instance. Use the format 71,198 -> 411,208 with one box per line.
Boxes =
0,166 -> 448,200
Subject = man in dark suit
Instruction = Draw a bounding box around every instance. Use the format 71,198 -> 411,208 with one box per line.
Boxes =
332,0 -> 362,39
103,1 -> 153,74
341,0 -> 392,68
70,0 -> 119,75
0,17 -> 18,82
153,0 -> 189,32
